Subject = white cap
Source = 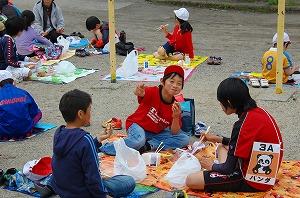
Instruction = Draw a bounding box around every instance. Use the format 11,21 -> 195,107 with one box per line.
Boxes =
272,32 -> 291,45
174,8 -> 189,21
0,70 -> 13,82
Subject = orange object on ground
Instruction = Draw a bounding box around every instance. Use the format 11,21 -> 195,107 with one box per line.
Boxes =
99,135 -> 300,197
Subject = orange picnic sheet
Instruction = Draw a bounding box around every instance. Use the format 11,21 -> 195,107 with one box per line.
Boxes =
100,134 -> 300,197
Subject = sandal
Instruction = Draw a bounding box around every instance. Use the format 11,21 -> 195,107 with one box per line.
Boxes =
101,117 -> 122,130
249,78 -> 260,88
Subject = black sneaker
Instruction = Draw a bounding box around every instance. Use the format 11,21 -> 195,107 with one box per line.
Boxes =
34,182 -> 55,198
138,142 -> 151,154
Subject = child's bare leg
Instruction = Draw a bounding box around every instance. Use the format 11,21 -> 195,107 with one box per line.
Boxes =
166,53 -> 184,61
216,144 -> 228,163
153,46 -> 167,59
186,171 -> 205,190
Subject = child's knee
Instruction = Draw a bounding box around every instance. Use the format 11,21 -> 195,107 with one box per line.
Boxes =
157,46 -> 166,56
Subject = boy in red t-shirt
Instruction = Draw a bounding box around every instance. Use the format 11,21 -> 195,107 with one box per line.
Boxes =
154,8 -> 194,61
100,65 -> 190,155
186,78 -> 283,192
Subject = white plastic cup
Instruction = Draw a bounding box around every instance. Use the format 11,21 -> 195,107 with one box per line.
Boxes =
142,153 -> 161,166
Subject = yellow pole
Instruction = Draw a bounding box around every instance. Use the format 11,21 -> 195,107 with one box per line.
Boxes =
108,0 -> 116,83
275,0 -> 285,94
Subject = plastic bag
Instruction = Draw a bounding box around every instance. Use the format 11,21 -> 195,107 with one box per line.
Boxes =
113,138 -> 146,182
55,61 -> 76,74
118,50 -> 138,78
165,153 -> 201,189
57,35 -> 70,54
23,156 -> 52,181
103,33 -> 120,53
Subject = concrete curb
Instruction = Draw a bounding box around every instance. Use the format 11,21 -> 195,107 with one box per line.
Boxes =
146,0 -> 300,13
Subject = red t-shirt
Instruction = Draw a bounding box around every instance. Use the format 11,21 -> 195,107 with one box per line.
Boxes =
126,86 -> 180,133
166,25 -> 194,59
233,107 -> 283,191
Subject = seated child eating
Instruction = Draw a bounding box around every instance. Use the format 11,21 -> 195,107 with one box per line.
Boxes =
0,70 -> 42,140
186,78 -> 283,193
85,16 -> 109,49
0,18 -> 38,82
262,32 -> 299,83
35,89 -> 135,198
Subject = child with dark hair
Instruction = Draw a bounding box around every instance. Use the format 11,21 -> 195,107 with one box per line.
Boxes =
0,70 -> 42,140
86,16 -> 109,48
100,65 -> 190,155
186,78 -> 283,193
35,89 -> 135,198
16,10 -> 52,58
154,8 -> 194,61
0,0 -> 21,19
0,18 -> 37,81
261,32 -> 299,83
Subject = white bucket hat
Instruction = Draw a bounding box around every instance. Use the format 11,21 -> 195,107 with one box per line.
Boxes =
272,32 -> 291,45
0,70 -> 13,82
174,8 -> 189,21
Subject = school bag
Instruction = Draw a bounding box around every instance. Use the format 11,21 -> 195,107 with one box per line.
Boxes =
115,41 -> 134,56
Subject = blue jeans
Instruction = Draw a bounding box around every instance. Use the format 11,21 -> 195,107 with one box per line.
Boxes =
100,123 -> 190,155
103,175 -> 135,197
47,175 -> 135,198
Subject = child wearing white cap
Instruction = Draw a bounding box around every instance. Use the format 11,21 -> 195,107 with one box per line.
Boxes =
154,8 -> 194,61
0,70 -> 42,140
261,32 -> 299,83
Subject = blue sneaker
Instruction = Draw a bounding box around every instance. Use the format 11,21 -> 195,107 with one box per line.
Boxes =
194,121 -> 207,137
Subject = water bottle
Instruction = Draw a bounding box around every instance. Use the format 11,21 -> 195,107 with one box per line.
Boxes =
143,60 -> 149,69
184,54 -> 190,66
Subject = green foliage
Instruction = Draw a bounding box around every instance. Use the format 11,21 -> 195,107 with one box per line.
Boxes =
267,0 -> 278,5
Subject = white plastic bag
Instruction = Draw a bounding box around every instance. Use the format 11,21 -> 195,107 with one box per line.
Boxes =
165,153 -> 201,189
55,61 -> 76,74
103,33 -> 120,53
57,35 -> 70,54
113,138 -> 146,182
118,50 -> 138,78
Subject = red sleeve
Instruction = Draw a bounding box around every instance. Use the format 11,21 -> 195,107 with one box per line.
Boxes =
5,37 -> 20,68
234,116 -> 256,159
166,25 -> 179,44
137,86 -> 155,104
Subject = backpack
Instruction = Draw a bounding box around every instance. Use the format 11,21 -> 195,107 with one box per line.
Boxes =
115,42 -> 134,56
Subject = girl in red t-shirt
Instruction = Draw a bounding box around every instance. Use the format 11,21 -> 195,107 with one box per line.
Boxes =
100,65 -> 190,155
153,8 -> 194,61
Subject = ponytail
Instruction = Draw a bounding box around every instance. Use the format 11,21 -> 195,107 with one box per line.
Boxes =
176,17 -> 193,33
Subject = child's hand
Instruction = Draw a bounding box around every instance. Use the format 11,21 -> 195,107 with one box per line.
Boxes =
97,124 -> 113,142
134,83 -> 145,97
56,28 -> 64,34
30,57 -> 39,63
26,63 -> 36,69
160,24 -> 168,33
172,102 -> 181,118
41,32 -> 48,37
104,123 -> 113,138
200,133 -> 221,143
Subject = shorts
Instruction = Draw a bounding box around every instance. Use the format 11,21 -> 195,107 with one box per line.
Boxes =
6,66 -> 30,82
162,42 -> 175,55
203,170 -> 258,193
